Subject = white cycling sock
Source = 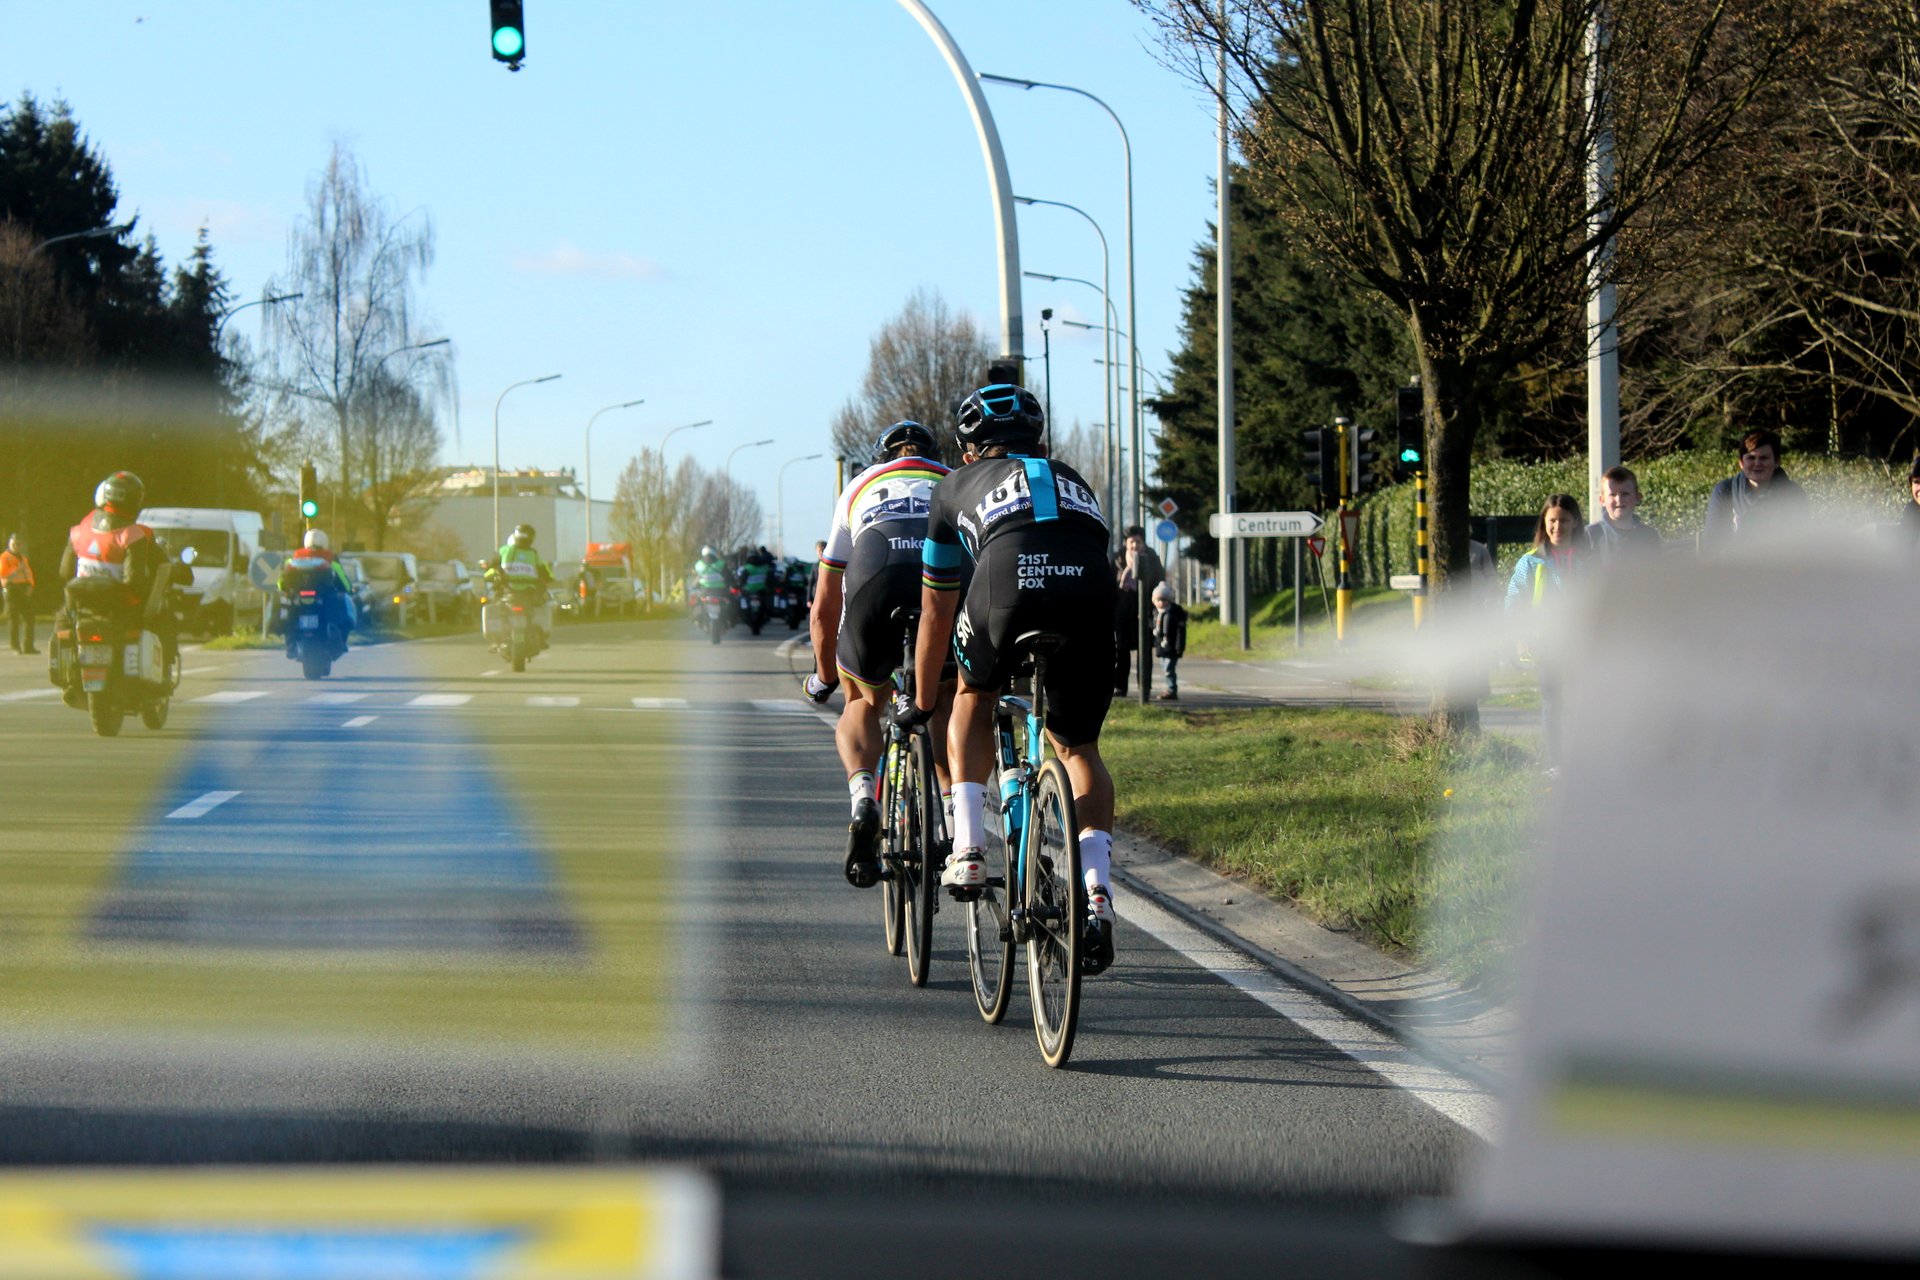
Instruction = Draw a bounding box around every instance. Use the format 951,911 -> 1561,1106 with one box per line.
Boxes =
1080,829 -> 1114,893
951,782 -> 987,853
848,770 -> 874,815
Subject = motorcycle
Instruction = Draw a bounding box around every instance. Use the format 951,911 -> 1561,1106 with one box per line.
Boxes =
783,584 -> 807,631
700,590 -> 727,645
282,585 -> 349,680
738,588 -> 767,636
49,549 -> 190,737
482,588 -> 547,673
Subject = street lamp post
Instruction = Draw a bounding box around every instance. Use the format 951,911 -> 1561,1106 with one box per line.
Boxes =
32,221 -> 132,253
722,438 -> 774,550
214,291 -> 303,346
493,374 -> 562,551
659,419 -> 713,456
363,337 -> 451,543
1030,268 -> 1121,523
1017,193 -> 1115,524
981,74 -> 1137,533
583,398 -> 645,554
650,420 -> 712,601
777,453 -> 825,557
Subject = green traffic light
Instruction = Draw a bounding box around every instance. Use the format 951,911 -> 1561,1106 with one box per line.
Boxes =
1399,447 -> 1421,463
492,25 -> 524,58
301,499 -> 320,519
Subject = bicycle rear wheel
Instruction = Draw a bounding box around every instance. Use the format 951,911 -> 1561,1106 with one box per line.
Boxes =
878,738 -> 905,957
967,760 -> 1016,1024
1025,758 -> 1083,1068
903,731 -> 939,988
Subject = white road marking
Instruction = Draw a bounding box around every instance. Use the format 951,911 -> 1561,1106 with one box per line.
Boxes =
527,696 -> 579,707
406,694 -> 471,707
341,715 -> 377,729
166,790 -> 241,820
0,688 -> 60,701
631,697 -> 689,710
1113,890 -> 1498,1142
193,691 -> 269,704
773,636 -> 811,658
306,692 -> 367,705
749,699 -> 809,715
480,670 -> 504,678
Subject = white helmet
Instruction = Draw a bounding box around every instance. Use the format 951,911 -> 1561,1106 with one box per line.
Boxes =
303,529 -> 330,551
700,545 -> 716,560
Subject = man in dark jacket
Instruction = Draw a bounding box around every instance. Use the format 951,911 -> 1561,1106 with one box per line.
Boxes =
1703,430 -> 1808,545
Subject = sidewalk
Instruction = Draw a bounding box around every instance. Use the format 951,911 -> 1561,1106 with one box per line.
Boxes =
1156,652 -> 1542,737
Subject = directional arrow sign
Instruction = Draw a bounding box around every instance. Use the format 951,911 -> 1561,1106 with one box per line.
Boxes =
1206,511 -> 1323,539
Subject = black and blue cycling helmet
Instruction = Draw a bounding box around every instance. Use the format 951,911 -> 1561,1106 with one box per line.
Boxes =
955,384 -> 1044,451
875,420 -> 937,461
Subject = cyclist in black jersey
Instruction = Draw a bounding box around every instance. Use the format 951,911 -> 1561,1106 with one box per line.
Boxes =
894,384 -> 1120,970
807,422 -> 954,888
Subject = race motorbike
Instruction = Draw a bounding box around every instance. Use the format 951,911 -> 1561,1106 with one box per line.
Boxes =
700,590 -> 727,645
49,550 -> 191,737
482,582 -> 548,672
738,587 -> 768,636
281,585 -> 349,680
782,584 -> 806,631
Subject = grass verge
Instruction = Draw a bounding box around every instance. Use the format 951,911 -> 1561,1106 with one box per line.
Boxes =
1101,699 -> 1540,985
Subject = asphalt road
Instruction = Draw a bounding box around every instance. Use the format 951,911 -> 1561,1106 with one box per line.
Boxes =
0,616 -> 1497,1278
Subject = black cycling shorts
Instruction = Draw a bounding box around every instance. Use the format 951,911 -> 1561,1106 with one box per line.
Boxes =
952,531 -> 1115,747
836,529 -> 926,690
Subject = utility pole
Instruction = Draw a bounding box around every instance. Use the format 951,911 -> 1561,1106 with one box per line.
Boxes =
1335,415 -> 1352,643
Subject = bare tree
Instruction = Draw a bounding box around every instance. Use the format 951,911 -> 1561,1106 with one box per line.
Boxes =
1145,0 -> 1806,729
1048,418 -> 1111,499
610,446 -> 699,602
694,471 -> 763,554
353,369 -> 444,550
262,142 -> 443,545
830,287 -> 989,463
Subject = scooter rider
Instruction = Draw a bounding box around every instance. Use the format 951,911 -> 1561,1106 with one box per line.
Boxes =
55,471 -> 174,707
808,420 -> 953,887
497,523 -> 555,649
277,529 -> 356,646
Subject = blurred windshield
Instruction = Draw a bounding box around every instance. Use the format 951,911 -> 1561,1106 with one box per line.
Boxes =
348,553 -> 410,582
415,562 -> 459,583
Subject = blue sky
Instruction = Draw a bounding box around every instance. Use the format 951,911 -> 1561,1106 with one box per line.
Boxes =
14,1 -> 1225,549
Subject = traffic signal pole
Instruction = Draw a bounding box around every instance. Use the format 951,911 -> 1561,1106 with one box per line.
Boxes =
1414,468 -> 1429,629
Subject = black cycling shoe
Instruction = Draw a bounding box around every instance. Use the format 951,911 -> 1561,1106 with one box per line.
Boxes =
843,797 -> 881,888
1081,917 -> 1115,975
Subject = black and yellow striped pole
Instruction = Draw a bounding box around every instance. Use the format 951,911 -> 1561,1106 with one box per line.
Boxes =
1413,468 -> 1429,629
1334,416 -> 1352,642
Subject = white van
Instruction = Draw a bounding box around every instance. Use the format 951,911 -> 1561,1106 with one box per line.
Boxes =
139,507 -> 270,635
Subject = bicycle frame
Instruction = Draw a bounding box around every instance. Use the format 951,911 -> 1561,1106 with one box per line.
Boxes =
993,660 -> 1049,941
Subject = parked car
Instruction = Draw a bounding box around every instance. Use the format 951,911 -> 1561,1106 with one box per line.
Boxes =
336,556 -> 376,627
339,551 -> 419,628
412,559 -> 478,623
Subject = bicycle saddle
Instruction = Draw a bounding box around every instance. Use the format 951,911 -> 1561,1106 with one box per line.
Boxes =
1014,629 -> 1069,657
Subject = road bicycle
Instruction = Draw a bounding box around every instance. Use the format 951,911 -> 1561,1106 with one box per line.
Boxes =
963,630 -> 1084,1068
875,608 -> 944,987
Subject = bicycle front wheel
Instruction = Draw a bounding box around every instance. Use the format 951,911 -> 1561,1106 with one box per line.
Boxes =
1025,758 -> 1083,1068
878,738 -> 905,957
967,760 -> 1016,1024
903,731 -> 939,988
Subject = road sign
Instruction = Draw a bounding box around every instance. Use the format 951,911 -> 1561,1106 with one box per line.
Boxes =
1157,497 -> 1178,519
1389,574 -> 1425,593
1154,518 -> 1178,544
249,551 -> 285,592
1307,535 -> 1326,558
1205,510 -> 1322,539
1339,508 -> 1361,548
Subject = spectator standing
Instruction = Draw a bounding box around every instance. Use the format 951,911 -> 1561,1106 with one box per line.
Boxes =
1113,524 -> 1164,697
1151,581 -> 1187,701
1506,494 -> 1584,774
1703,430 -> 1809,545
1585,465 -> 1662,562
1,534 -> 36,654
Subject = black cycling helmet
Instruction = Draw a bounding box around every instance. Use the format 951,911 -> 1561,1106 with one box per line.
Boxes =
875,420 -> 936,461
94,470 -> 144,516
954,384 -> 1043,451
511,523 -> 535,548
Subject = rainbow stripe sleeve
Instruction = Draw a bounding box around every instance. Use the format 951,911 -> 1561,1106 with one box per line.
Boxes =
920,537 -> 963,591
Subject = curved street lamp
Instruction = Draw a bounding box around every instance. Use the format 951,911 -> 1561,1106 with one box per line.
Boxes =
583,398 -> 645,553
659,418 -> 713,456
777,453 -> 825,557
721,438 -> 775,550
214,291 -> 303,345
493,374 -> 562,550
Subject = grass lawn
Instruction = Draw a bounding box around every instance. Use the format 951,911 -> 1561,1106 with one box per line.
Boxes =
1101,699 -> 1541,985
1182,584 -> 1414,662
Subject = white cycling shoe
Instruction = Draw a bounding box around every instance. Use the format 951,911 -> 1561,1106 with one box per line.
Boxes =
941,847 -> 988,890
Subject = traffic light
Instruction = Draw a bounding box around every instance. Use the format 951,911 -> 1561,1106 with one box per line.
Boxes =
1301,427 -> 1336,509
299,462 -> 319,524
1394,383 -> 1424,480
490,0 -> 526,70
1353,427 -> 1382,496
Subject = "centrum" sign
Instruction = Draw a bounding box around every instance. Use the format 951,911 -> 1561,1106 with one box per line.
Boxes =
1205,511 -> 1323,538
